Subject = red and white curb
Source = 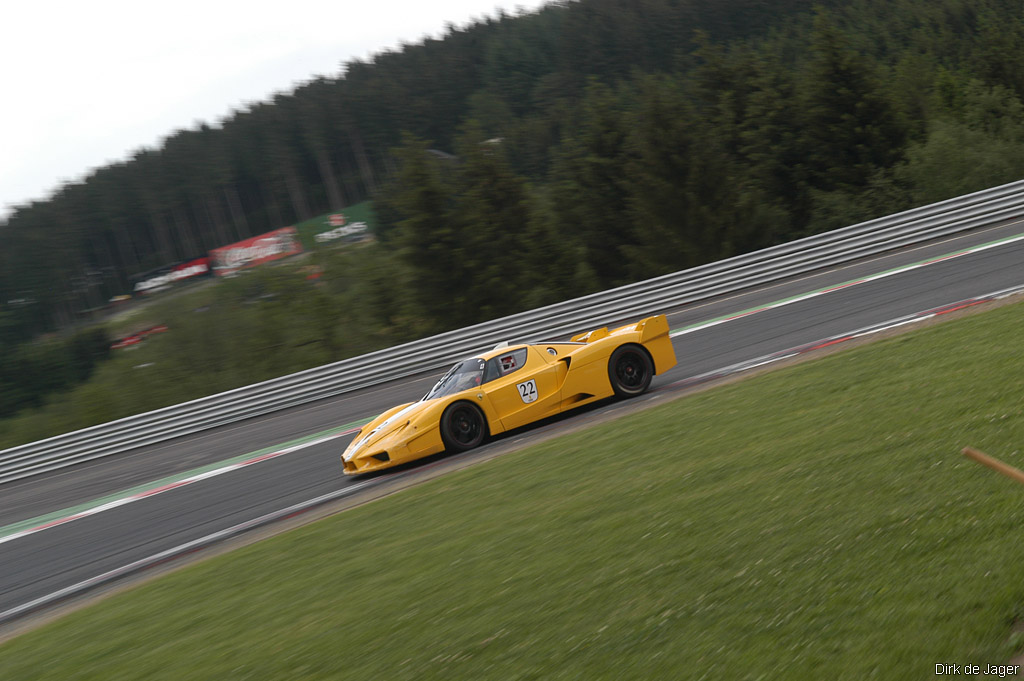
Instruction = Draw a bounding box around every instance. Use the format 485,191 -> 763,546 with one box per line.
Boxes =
669,232 -> 1024,339
0,479 -> 376,626
0,426 -> 362,548
667,284 -> 1024,391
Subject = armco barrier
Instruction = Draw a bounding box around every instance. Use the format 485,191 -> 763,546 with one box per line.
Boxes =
2,179 -> 1024,484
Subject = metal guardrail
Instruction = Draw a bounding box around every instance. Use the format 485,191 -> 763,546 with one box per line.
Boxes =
3,179 -> 1024,485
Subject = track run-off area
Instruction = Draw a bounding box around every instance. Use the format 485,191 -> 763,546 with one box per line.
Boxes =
2,219 -> 1024,626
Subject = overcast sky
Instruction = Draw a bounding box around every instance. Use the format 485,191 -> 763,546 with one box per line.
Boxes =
1,0 -> 551,220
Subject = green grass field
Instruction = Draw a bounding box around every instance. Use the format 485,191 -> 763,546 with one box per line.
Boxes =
3,302 -> 1024,679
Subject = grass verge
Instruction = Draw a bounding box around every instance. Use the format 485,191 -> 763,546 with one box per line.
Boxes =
2,302 -> 1024,679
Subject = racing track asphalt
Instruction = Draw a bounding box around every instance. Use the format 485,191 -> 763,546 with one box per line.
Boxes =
2,220 -> 1024,623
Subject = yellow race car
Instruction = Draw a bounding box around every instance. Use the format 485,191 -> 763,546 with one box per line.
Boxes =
342,314 -> 677,475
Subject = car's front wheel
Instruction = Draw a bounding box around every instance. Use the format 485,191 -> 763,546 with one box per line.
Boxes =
608,344 -> 654,397
440,402 -> 487,452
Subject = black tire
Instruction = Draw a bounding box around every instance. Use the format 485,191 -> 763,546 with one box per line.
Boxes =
608,344 -> 653,398
440,402 -> 487,452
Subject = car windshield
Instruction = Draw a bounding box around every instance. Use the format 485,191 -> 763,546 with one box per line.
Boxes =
423,358 -> 486,400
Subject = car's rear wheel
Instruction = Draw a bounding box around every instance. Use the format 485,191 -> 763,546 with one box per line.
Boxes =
608,344 -> 653,397
440,402 -> 487,452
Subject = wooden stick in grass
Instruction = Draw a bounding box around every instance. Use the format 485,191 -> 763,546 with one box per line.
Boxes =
962,447 -> 1024,486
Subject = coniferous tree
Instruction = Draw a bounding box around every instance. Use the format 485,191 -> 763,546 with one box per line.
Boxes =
387,135 -> 464,329
447,123 -> 537,322
802,12 -> 908,193
545,80 -> 635,288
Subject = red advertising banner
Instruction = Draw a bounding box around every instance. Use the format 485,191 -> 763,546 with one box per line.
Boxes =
133,257 -> 211,294
209,227 -> 303,277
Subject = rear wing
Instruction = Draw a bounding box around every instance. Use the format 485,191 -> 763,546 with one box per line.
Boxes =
570,315 -> 670,344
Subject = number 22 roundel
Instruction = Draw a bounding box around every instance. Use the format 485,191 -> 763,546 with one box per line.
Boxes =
517,379 -> 538,404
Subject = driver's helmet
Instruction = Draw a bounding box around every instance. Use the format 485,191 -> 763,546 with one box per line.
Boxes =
456,372 -> 482,391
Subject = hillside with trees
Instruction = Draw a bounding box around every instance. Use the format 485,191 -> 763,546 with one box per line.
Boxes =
3,0 -> 1024,440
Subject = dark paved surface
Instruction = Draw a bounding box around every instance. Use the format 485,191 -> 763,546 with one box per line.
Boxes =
2,220 -> 1023,618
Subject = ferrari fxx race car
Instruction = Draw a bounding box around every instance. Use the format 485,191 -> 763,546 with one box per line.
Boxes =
341,314 -> 677,475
